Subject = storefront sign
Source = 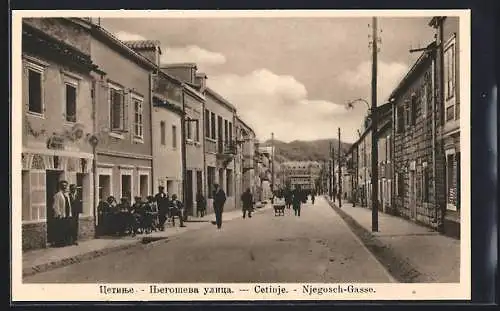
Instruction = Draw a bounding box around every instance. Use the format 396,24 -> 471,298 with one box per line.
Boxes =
46,135 -> 65,150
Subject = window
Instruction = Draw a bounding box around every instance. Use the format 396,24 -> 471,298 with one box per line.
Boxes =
444,36 -> 457,122
98,175 -> 111,200
172,125 -> 177,148
121,174 -> 132,201
139,174 -> 149,198
217,116 -> 223,153
65,83 -> 77,122
25,171 -> 46,221
411,95 -> 417,125
195,121 -> 200,142
229,122 -> 233,144
396,106 -> 404,133
422,166 -> 430,203
28,69 -> 43,114
397,172 -> 404,197
160,121 -> 166,145
210,112 -> 216,139
205,109 -> 210,138
133,96 -> 143,139
405,102 -> 411,128
110,87 -> 125,131
226,169 -> 233,196
207,167 -> 215,198
186,120 -> 192,140
224,120 -> 229,144
444,41 -> 456,100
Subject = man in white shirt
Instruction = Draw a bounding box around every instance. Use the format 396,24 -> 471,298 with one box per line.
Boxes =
52,180 -> 73,246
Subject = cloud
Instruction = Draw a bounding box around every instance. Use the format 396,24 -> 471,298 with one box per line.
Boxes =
209,69 -> 358,143
114,31 -> 147,41
161,46 -> 227,67
338,61 -> 409,103
113,31 -> 226,67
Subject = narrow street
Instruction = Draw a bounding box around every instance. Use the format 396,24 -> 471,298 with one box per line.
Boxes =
25,197 -> 393,283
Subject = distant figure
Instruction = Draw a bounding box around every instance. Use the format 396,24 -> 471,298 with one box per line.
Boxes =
292,186 -> 304,217
170,194 -> 185,227
285,189 -> 293,209
69,184 -> 82,245
213,183 -> 227,229
196,190 -> 207,218
155,186 -> 169,231
241,188 -> 253,219
311,192 -> 315,205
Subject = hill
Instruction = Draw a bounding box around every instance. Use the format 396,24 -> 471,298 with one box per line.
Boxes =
260,138 -> 352,163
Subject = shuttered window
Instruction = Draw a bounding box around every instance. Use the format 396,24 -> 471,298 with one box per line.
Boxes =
30,171 -> 46,221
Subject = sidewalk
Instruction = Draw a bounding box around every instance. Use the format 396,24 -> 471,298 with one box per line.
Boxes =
325,197 -> 460,283
23,203 -> 272,278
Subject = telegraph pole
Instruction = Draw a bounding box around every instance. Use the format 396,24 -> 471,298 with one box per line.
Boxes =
332,141 -> 335,203
328,142 -> 333,200
370,16 -> 379,232
338,127 -> 342,208
271,132 -> 275,194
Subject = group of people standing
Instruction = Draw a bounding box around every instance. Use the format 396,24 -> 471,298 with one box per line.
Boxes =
283,186 -> 315,217
50,180 -> 82,247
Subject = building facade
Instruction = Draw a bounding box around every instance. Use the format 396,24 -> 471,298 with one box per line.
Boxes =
391,42 -> 446,228
204,88 -> 237,210
235,116 -> 257,204
88,21 -> 155,208
281,161 -> 321,193
21,18 -> 98,250
430,16 -> 461,222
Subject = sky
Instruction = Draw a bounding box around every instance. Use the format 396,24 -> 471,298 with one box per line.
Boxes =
100,15 -> 435,144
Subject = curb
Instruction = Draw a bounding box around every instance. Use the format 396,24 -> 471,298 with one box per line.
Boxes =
22,239 -> 144,278
324,197 -> 430,283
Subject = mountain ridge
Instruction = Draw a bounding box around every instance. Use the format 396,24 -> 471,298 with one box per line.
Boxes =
260,138 -> 352,163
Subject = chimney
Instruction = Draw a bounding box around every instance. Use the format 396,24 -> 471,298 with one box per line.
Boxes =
123,40 -> 162,67
195,72 -> 207,91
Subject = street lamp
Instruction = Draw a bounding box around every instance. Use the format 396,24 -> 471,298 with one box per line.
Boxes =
88,134 -> 99,237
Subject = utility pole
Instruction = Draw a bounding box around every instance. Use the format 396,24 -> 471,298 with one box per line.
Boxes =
370,16 -> 379,232
328,142 -> 333,200
338,127 -> 342,208
271,132 -> 275,195
332,141 -> 335,203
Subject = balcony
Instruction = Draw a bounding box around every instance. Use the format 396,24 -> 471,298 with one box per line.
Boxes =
205,138 -> 217,154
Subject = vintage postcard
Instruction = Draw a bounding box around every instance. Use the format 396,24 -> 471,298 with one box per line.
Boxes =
11,9 -> 470,302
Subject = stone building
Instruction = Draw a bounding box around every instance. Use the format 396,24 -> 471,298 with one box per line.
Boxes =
390,41 -> 446,228
21,18 -> 99,250
430,16 -> 461,225
281,161 -> 321,193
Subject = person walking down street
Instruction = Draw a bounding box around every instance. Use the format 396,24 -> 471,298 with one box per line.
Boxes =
213,183 -> 227,229
155,186 -> 169,231
69,184 -> 82,245
292,186 -> 304,217
170,194 -> 186,227
196,190 -> 207,218
311,192 -> 315,205
285,189 -> 293,209
241,188 -> 254,219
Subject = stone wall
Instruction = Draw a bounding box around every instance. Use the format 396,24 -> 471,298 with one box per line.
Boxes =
22,222 -> 47,251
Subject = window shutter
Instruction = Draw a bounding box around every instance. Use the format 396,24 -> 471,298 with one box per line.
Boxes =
122,90 -> 128,131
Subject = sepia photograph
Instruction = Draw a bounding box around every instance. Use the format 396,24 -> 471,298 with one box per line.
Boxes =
11,10 -> 470,301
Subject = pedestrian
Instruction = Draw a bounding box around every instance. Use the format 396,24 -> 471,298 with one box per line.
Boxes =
212,183 -> 226,229
155,186 -> 169,231
196,190 -> 207,218
69,184 -> 82,245
241,188 -> 253,219
285,188 -> 292,209
170,194 -> 186,227
292,186 -> 303,217
311,191 -> 315,205
51,180 -> 73,246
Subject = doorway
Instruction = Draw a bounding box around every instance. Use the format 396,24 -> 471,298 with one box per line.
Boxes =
46,170 -> 63,244
186,170 -> 193,216
121,174 -> 132,202
409,171 -> 417,219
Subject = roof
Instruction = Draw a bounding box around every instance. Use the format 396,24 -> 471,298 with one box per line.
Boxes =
123,40 -> 162,54
205,87 -> 236,112
235,115 -> 255,135
71,18 -> 158,72
161,63 -> 198,69
388,41 -> 435,101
